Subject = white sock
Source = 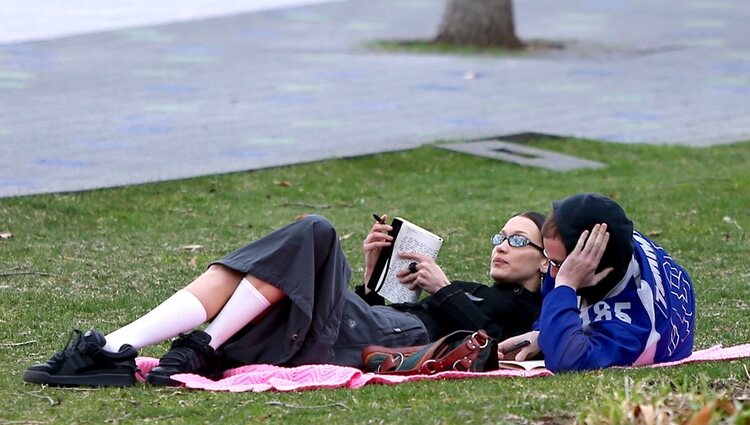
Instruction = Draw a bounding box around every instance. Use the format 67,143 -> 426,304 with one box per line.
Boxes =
205,278 -> 272,349
103,289 -> 208,352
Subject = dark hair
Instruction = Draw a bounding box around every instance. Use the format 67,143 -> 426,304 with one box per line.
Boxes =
546,193 -> 634,302
514,211 -> 546,232
541,213 -> 558,239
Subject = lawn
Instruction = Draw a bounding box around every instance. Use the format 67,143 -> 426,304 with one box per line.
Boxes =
1,137 -> 748,424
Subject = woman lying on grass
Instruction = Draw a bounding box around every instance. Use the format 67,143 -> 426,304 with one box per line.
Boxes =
24,211 -> 547,387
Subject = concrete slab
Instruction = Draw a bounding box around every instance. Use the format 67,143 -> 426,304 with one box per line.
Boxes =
437,139 -> 606,171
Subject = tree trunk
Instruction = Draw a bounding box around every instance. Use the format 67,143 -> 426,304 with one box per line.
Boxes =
436,0 -> 523,49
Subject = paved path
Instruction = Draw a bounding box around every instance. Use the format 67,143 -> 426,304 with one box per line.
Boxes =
1,0 -> 749,198
0,0 -> 346,45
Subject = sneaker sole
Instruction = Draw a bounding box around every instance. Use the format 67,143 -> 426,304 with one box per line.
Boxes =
22,369 -> 135,387
145,373 -> 182,387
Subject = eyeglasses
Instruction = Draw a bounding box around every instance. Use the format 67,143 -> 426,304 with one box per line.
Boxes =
490,233 -> 544,252
543,249 -> 563,269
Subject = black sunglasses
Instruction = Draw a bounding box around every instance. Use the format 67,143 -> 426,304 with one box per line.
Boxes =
490,233 -> 544,252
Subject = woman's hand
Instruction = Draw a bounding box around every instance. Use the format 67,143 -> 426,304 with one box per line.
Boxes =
555,223 -> 613,291
395,252 -> 450,295
362,214 -> 392,290
497,331 -> 540,361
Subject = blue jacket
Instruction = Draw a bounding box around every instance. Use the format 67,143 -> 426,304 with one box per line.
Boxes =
537,231 -> 695,372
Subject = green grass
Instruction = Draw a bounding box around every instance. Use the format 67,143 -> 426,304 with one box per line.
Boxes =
1,137 -> 749,424
367,39 -> 563,56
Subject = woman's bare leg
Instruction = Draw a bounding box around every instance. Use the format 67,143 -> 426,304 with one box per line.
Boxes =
184,264 -> 245,319
245,274 -> 286,308
202,273 -> 286,349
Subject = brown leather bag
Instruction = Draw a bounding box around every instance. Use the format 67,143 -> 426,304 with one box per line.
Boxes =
362,330 -> 496,375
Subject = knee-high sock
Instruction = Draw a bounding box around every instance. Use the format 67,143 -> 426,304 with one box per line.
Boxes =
204,278 -> 272,349
103,289 -> 208,352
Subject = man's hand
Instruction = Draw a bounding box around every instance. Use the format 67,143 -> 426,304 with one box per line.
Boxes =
555,223 -> 613,291
395,252 -> 450,294
497,331 -> 540,361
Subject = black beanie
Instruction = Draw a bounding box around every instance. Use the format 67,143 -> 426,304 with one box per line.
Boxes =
552,193 -> 634,302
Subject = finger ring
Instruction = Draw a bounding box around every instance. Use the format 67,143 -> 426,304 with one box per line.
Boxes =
408,262 -> 418,274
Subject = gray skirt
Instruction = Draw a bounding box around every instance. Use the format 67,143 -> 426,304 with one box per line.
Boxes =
211,215 -> 429,369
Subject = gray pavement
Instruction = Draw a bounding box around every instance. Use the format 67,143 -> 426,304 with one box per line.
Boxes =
2,0 -> 750,198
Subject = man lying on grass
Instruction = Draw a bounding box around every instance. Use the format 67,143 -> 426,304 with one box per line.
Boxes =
498,193 -> 696,372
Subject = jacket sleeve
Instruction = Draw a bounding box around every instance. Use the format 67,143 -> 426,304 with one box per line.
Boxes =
537,286 -> 647,372
532,272 -> 556,331
424,283 -> 507,339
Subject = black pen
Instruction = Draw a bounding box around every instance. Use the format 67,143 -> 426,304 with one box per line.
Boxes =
500,339 -> 531,355
372,213 -> 385,224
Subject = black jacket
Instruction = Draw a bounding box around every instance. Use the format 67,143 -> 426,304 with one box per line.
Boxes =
356,280 -> 541,341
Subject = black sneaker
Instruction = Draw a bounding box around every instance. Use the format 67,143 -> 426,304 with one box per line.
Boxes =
146,330 -> 221,386
23,329 -> 137,387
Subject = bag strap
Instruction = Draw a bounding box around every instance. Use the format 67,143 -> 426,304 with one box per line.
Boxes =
367,330 -> 491,375
416,330 -> 490,374
375,338 -> 445,373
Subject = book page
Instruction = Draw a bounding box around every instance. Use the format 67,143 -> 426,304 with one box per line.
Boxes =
496,360 -> 546,371
377,220 -> 443,304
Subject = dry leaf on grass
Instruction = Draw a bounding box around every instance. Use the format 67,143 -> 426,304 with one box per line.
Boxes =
715,399 -> 737,415
188,257 -> 198,268
179,244 -> 204,252
722,215 -> 744,233
684,399 -> 737,425
0,231 -> 13,239
339,233 -> 353,240
685,402 -> 714,425
273,180 -> 292,187
633,403 -> 673,425
633,404 -> 654,425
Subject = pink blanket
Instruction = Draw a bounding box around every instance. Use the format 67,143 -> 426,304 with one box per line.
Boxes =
135,343 -> 750,392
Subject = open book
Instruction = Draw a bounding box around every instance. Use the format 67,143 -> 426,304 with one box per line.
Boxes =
496,360 -> 546,371
366,217 -> 443,304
